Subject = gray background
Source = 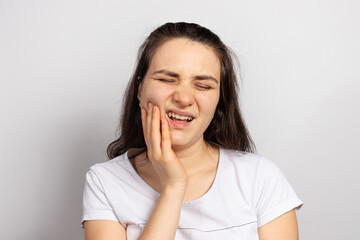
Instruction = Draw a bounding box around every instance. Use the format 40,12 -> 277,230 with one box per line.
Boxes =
1,0 -> 359,239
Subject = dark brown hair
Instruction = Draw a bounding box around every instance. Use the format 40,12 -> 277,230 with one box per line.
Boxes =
107,22 -> 255,159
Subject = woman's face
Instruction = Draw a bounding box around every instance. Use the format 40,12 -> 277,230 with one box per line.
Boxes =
138,38 -> 221,149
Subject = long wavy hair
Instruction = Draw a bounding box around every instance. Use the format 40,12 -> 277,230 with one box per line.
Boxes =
107,22 -> 255,159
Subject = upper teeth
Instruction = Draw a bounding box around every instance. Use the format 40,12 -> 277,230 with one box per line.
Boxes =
167,112 -> 193,121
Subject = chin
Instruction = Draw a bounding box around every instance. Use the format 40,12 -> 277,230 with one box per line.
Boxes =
170,135 -> 188,146
169,132 -> 189,145
170,131 -> 203,149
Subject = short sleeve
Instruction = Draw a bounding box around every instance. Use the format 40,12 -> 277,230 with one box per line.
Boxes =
81,169 -> 119,228
254,157 -> 303,228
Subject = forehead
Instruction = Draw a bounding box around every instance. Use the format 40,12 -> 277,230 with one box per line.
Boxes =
148,38 -> 221,79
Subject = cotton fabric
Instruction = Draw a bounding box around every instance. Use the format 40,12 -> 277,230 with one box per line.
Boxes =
81,148 -> 303,239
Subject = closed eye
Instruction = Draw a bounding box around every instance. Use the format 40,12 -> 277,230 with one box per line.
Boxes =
156,78 -> 176,83
196,84 -> 212,90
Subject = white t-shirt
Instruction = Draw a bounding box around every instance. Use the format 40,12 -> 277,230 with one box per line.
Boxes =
81,148 -> 303,239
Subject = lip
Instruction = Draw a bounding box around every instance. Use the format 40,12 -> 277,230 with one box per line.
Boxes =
166,114 -> 193,129
166,108 -> 195,118
165,108 -> 195,130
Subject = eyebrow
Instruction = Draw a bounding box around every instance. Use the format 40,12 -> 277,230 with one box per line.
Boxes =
153,69 -> 180,78
152,69 -> 219,84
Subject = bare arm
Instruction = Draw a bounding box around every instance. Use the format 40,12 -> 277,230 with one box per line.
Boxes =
258,209 -> 299,240
84,220 -> 127,240
138,185 -> 185,239
138,103 -> 188,239
84,104 -> 186,240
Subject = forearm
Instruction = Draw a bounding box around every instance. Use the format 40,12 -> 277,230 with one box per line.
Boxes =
138,185 -> 186,240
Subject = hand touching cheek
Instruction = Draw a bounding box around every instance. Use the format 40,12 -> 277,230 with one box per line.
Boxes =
141,103 -> 188,190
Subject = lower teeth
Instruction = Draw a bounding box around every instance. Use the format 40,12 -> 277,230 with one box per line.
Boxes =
170,117 -> 191,122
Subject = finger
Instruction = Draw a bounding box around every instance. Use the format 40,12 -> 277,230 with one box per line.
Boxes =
146,102 -> 153,152
141,107 -> 149,146
150,105 -> 161,158
161,118 -> 172,159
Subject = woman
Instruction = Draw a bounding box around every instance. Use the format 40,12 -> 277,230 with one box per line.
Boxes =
81,22 -> 303,240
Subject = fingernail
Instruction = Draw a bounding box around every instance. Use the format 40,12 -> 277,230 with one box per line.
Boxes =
153,105 -> 157,113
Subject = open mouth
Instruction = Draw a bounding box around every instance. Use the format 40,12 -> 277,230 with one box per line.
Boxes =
167,112 -> 194,122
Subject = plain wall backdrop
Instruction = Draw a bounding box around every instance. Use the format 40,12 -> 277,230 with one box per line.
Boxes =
1,0 -> 359,239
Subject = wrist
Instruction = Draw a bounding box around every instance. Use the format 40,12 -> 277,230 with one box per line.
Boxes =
161,183 -> 187,197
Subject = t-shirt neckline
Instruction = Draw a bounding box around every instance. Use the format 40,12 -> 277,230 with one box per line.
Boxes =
124,147 -> 224,207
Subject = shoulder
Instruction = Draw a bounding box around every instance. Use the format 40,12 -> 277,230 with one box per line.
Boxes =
221,148 -> 267,170
220,148 -> 286,183
90,154 -> 126,171
220,148 -> 303,218
87,152 -> 132,182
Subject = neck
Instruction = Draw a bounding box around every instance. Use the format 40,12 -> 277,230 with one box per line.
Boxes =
133,138 -> 219,178
172,138 -> 219,177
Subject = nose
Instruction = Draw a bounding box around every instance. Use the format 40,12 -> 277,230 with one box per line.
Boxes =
172,84 -> 195,107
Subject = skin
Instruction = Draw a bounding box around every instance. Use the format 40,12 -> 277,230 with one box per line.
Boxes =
83,38 -> 300,240
138,38 -> 221,150
136,38 -> 221,179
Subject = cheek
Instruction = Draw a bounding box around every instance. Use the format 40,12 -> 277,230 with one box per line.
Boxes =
139,84 -> 171,109
199,93 -> 219,116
